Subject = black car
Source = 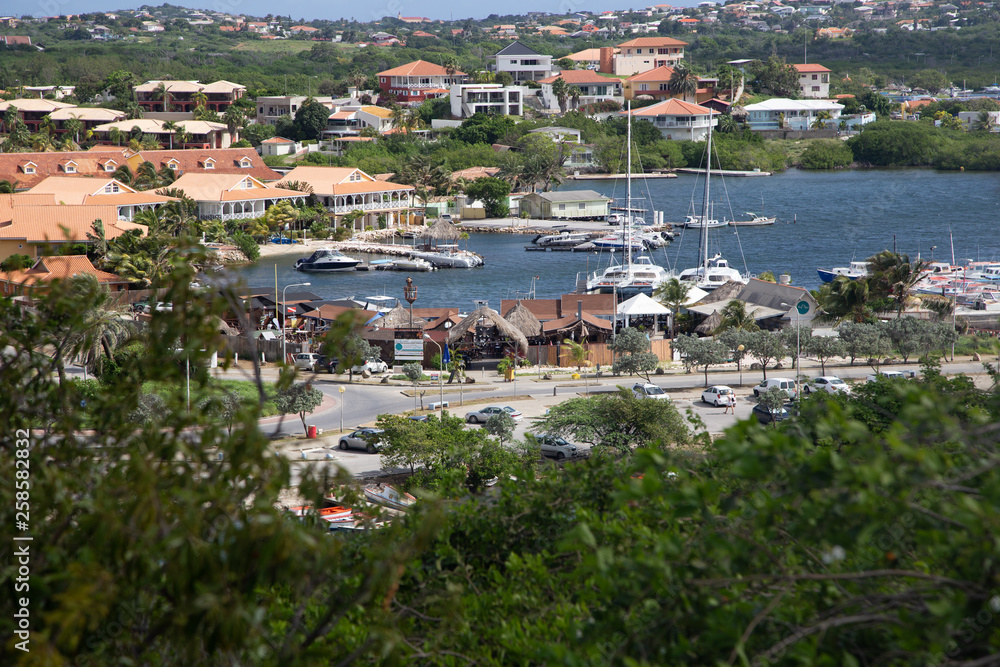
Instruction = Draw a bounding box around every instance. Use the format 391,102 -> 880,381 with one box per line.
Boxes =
317,355 -> 340,373
752,403 -> 789,425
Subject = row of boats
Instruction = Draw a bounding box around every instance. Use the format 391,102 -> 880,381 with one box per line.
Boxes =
294,244 -> 485,273
819,258 -> 1000,308
287,483 -> 417,532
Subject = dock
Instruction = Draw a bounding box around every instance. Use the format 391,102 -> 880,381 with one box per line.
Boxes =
524,242 -> 601,252
675,168 -> 772,177
568,173 -> 678,180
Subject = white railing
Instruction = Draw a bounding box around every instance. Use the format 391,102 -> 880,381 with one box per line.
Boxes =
654,120 -> 710,128
331,201 -> 406,214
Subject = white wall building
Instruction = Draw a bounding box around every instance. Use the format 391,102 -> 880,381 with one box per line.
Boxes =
493,42 -> 556,83
625,99 -> 717,141
744,99 -> 844,130
449,84 -> 528,118
613,36 -> 687,76
793,64 -> 832,99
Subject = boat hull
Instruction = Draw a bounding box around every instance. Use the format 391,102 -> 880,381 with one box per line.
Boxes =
294,261 -> 359,272
817,268 -> 862,283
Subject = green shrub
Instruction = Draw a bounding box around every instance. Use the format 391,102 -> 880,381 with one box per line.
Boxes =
232,230 -> 260,262
799,139 -> 854,169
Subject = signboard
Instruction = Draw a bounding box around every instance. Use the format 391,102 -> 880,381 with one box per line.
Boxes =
394,339 -> 424,361
796,300 -> 810,315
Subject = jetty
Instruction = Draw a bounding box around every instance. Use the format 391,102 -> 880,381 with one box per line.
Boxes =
568,172 -> 677,180
675,168 -> 772,177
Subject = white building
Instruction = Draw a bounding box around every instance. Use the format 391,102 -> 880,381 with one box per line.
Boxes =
493,42 -> 556,83
255,96 -> 336,126
793,64 -> 832,99
613,36 -> 687,76
449,84 -> 527,118
624,98 -> 717,141
958,110 -> 1000,131
538,71 -> 623,111
744,99 -> 844,130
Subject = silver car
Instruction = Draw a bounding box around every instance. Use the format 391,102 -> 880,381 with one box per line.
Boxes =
337,428 -> 385,454
804,376 -> 852,395
536,435 -> 580,461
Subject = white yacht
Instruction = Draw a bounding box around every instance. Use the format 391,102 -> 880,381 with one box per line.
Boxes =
294,248 -> 361,273
817,261 -> 869,283
533,231 -> 591,248
410,244 -> 484,268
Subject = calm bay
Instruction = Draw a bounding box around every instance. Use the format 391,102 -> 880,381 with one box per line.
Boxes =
233,169 -> 1000,308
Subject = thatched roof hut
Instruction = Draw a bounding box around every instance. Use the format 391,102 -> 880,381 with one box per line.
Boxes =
503,301 -> 543,338
694,311 -> 723,335
417,218 -> 462,242
372,301 -> 427,328
446,306 -> 529,354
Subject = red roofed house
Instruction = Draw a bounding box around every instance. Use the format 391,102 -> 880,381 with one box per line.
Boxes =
378,60 -> 468,106
613,36 -> 687,76
539,71 -> 623,111
624,65 -> 717,103
397,14 -> 431,23
0,36 -> 31,46
624,98 -> 718,141
274,166 -> 414,230
0,255 -> 129,296
793,64 -> 831,99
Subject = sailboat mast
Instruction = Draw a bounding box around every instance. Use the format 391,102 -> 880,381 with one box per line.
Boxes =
701,111 -> 713,271
625,100 -> 633,268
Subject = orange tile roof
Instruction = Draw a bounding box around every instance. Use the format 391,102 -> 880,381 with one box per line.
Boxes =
560,293 -> 615,317
378,60 -> 466,77
330,110 -> 354,120
0,205 -> 146,244
3,255 -> 127,288
617,36 -> 688,48
629,98 -> 712,116
128,149 -> 282,181
793,64 -> 831,73
169,173 -> 305,202
627,65 -> 676,83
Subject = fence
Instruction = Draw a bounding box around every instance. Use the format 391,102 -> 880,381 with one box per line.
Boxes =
222,334 -> 303,363
525,339 -> 672,368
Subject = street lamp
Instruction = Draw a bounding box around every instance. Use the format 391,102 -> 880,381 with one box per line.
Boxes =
282,282 -> 311,364
930,245 -> 937,261
403,277 -> 418,330
737,344 -> 745,386
781,301 -> 803,400
423,333 -> 444,418
338,386 -> 345,433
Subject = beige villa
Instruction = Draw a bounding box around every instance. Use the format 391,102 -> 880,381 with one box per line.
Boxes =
274,166 -> 414,230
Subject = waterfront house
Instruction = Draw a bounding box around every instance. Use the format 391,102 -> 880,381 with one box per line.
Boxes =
743,98 -> 844,131
612,36 -> 687,76
377,60 -> 468,107
449,83 -> 527,119
167,173 -> 307,221
134,80 -> 246,113
625,98 -> 717,141
686,279 -> 819,330
538,71 -> 623,111
0,255 -> 129,297
25,176 -> 176,220
493,41 -> 557,83
520,190 -> 611,220
793,64 -> 831,99
274,166 -> 414,230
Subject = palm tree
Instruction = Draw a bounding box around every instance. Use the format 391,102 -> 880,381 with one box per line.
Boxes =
653,277 -> 691,338
551,76 -> 570,113
973,110 -> 996,133
569,86 -> 581,110
818,275 -> 872,323
151,82 -> 170,112
811,110 -> 833,129
65,274 -> 136,380
716,113 -> 740,134
222,106 -> 245,142
31,133 -> 55,152
161,120 -> 179,149
109,127 -> 125,146
174,128 -> 191,147
0,179 -> 17,193
135,161 -> 160,189
561,337 -> 592,393
668,65 -> 699,101
63,116 -> 84,144
112,164 -> 135,187
714,299 -> 760,334
192,90 -> 208,110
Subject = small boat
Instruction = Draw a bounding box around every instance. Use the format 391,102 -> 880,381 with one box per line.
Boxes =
392,257 -> 436,272
294,248 -> 361,273
287,504 -> 355,523
533,231 -> 592,248
363,484 -> 416,511
817,261 -> 869,283
410,244 -> 484,268
683,214 -> 728,230
730,212 -> 776,226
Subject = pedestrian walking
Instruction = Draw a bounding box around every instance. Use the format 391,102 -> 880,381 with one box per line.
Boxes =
724,392 -> 736,414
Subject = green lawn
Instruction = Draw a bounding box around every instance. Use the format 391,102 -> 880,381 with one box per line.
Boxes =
140,379 -> 280,416
233,40 -> 326,53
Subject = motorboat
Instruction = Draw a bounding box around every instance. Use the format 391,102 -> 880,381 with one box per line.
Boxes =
294,248 -> 361,272
363,484 -> 416,511
683,213 -> 728,229
817,261 -> 869,283
730,211 -> 776,226
675,114 -> 750,292
392,257 -> 436,272
592,233 -> 645,253
533,231 -> 591,248
410,244 -> 484,268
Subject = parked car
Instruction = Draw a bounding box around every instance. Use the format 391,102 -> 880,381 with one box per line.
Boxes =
142,301 -> 173,314
337,428 -> 385,454
701,385 -> 735,406
465,406 -> 523,423
293,353 -> 322,372
407,415 -> 430,422
440,214 -> 453,222
536,434 -> 581,461
753,377 -> 798,400
804,376 -> 852,395
317,355 -> 339,373
752,403 -> 789,425
270,236 -> 296,245
866,370 -> 910,382
632,383 -> 670,400
351,358 -> 389,374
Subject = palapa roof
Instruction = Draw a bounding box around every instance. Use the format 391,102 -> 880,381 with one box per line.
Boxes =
502,301 -> 543,338
372,302 -> 427,328
446,306 -> 529,354
418,218 -> 462,241
694,311 -> 723,335
542,312 -> 614,337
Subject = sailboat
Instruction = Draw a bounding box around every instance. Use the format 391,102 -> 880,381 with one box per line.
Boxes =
677,111 -> 749,291
585,102 -> 673,298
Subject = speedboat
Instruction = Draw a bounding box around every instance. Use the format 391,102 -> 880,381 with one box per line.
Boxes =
533,231 -> 591,248
730,212 -> 776,226
817,261 -> 869,283
294,248 -> 361,272
391,257 -> 436,272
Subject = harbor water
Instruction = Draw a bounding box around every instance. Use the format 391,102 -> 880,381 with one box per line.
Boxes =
233,169 -> 1000,308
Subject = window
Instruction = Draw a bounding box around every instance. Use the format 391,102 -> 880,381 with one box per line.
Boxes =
658,48 -> 668,54
558,204 -> 566,211
578,203 -> 585,210
239,159 -> 251,168
166,161 -> 179,170
104,183 -> 120,194
103,162 -> 116,172
659,83 -> 668,91
204,160 -> 215,169
63,164 -> 76,173
639,83 -> 648,91
23,166 -> 34,174
812,86 -> 820,91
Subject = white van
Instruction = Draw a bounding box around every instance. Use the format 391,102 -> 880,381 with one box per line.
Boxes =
753,377 -> 798,400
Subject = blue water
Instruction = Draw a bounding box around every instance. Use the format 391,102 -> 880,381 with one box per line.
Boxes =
233,169 -> 1000,308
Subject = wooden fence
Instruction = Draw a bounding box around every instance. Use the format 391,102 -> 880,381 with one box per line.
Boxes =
525,339 -> 672,368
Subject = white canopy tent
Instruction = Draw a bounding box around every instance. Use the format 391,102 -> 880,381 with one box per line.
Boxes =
616,293 -> 671,332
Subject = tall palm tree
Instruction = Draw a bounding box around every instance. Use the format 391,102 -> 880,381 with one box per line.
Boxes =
63,116 -> 84,144
174,128 -> 191,147
161,120 -> 179,149
714,299 -> 760,334
818,275 -> 872,323
551,76 -> 570,113
191,90 -> 208,110
668,65 -> 699,101
151,82 -> 170,112
222,106 -> 245,142
109,127 -> 125,146
569,86 -> 581,110
653,277 -> 691,338
112,164 -> 135,187
64,274 -> 136,380
561,337 -> 592,393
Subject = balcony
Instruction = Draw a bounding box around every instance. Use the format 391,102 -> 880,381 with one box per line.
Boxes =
652,119 -> 711,128
331,200 -> 407,214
